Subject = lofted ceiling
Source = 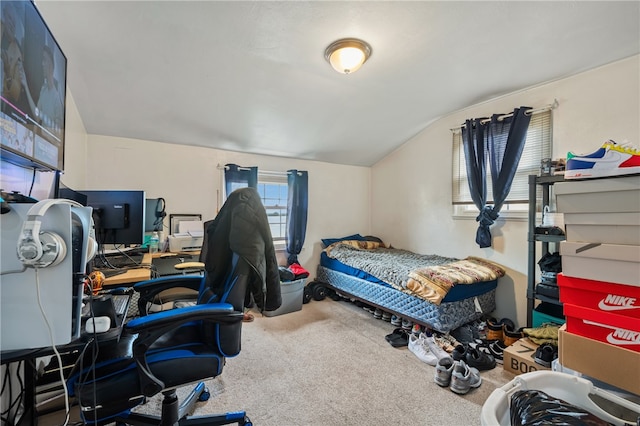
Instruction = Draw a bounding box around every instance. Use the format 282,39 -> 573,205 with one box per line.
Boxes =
35,1 -> 639,167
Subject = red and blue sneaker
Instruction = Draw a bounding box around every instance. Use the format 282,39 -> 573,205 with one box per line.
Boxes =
565,140 -> 640,179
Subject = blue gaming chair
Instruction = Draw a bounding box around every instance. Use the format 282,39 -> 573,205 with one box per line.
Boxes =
67,253 -> 253,426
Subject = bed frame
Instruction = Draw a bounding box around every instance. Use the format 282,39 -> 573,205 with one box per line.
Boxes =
315,266 -> 497,333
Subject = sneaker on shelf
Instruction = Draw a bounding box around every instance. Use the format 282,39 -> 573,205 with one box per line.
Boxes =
434,356 -> 455,387
382,311 -> 392,322
449,360 -> 482,395
565,140 -> 640,180
408,334 -> 438,366
422,333 -> 451,361
390,315 -> 402,327
401,319 -> 413,330
373,308 -> 383,319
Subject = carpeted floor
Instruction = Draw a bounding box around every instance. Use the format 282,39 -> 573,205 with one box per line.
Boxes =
135,298 -> 516,425
38,298 -> 516,425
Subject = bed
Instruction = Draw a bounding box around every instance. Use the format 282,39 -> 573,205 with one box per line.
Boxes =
314,237 -> 504,333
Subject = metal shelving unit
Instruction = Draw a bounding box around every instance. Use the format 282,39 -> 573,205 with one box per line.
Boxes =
526,174 -> 565,327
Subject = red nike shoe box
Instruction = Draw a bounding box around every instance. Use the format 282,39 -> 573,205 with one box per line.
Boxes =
563,303 -> 640,352
558,274 -> 640,318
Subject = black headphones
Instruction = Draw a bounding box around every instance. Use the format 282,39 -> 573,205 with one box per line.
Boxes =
155,198 -> 166,219
17,199 -> 98,268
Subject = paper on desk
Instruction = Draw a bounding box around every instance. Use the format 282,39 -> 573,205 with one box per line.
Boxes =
178,220 -> 204,237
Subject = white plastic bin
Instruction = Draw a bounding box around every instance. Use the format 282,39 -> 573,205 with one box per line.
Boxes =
481,371 -> 640,426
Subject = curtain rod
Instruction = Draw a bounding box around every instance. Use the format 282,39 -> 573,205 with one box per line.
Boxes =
450,99 -> 559,133
216,163 -> 287,176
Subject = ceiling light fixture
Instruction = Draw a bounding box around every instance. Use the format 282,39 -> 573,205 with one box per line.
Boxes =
324,38 -> 372,74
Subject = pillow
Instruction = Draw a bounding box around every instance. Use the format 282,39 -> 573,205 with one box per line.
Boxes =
321,234 -> 366,247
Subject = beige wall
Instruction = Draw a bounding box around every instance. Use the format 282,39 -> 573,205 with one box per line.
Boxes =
63,55 -> 639,327
371,55 -> 640,327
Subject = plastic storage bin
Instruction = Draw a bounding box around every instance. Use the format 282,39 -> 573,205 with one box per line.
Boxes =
481,371 -> 640,426
263,279 -> 305,317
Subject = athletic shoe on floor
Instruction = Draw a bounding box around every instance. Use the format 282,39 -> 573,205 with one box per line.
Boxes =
434,356 -> 455,387
382,311 -> 392,322
408,334 -> 438,366
421,333 -> 451,361
411,324 -> 422,336
464,347 -> 496,371
565,140 -> 640,179
487,340 -> 508,365
451,344 -> 466,361
373,308 -> 383,319
449,360 -> 482,395
402,319 -> 413,330
390,315 -> 402,327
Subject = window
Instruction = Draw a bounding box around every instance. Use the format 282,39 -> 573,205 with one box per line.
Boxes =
452,109 -> 552,218
256,173 -> 288,241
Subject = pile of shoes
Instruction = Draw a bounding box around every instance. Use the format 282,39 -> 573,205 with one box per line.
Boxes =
407,332 -> 451,366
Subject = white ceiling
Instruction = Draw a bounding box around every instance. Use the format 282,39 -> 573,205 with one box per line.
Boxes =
35,1 -> 639,167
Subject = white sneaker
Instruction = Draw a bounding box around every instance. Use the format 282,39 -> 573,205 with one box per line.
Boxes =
408,334 -> 437,366
421,333 -> 451,361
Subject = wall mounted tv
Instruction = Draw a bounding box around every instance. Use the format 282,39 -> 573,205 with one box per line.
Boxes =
1,1 -> 67,171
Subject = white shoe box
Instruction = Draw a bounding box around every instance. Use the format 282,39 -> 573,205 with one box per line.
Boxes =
554,175 -> 640,214
563,212 -> 640,246
560,241 -> 640,287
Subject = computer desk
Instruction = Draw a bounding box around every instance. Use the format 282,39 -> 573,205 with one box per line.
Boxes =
103,253 -> 153,286
103,252 -> 203,287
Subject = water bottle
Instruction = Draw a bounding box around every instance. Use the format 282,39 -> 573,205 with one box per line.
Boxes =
149,231 -> 159,254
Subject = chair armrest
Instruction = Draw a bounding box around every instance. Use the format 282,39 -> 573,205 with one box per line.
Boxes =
125,303 -> 243,397
133,275 -> 203,315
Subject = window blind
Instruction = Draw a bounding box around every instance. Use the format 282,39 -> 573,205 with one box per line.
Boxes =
452,109 -> 552,205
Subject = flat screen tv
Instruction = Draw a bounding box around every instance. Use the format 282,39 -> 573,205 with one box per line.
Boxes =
1,0 -> 66,171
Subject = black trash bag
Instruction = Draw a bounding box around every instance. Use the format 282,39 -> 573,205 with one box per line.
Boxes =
538,252 -> 562,273
510,389 -> 610,426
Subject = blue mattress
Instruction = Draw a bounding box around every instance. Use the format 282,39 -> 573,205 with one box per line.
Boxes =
320,252 -> 496,303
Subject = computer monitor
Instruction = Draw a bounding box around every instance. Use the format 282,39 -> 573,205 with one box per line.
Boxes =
80,190 -> 146,246
145,197 -> 165,232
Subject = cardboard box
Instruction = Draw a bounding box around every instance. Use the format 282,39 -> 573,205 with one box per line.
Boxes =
558,273 -> 640,318
558,324 -> 640,395
503,338 -> 550,376
554,175 -> 640,214
560,241 -> 640,287
563,303 -> 640,352
564,211 -> 640,246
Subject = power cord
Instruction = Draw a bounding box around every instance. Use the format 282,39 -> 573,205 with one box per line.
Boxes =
34,268 -> 70,426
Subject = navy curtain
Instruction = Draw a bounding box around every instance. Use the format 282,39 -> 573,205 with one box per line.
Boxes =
463,107 -> 531,248
224,164 -> 257,196
286,170 -> 308,265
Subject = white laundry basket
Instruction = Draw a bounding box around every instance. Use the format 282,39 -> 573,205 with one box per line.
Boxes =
481,371 -> 640,426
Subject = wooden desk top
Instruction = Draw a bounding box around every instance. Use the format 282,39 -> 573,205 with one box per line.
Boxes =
104,253 -> 153,286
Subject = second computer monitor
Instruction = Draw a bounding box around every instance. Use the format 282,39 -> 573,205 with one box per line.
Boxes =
82,190 -> 146,246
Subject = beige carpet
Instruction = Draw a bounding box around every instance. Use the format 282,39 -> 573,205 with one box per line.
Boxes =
135,298 -> 516,425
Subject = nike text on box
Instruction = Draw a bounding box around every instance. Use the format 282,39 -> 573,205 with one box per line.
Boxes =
558,274 -> 640,319
560,242 -> 640,287
563,303 -> 640,353
558,324 -> 640,395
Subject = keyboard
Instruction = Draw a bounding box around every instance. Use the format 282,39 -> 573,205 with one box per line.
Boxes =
111,294 -> 130,316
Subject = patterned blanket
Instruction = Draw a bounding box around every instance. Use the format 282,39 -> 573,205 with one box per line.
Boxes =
324,241 -> 458,291
406,257 -> 505,305
324,241 -> 505,305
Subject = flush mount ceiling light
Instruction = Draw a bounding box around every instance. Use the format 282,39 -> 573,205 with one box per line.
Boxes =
324,38 -> 372,74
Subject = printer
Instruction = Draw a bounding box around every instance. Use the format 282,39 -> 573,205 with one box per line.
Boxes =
167,220 -> 204,252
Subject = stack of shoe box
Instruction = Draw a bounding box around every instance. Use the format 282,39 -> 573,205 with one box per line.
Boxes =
554,175 -> 640,395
